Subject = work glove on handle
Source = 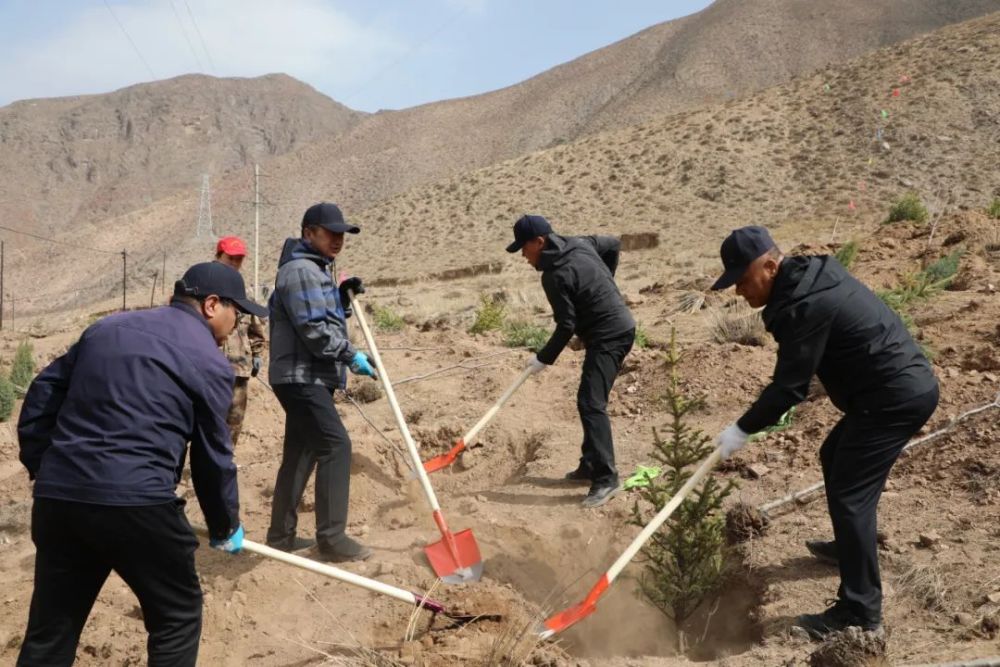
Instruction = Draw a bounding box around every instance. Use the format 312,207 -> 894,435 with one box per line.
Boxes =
251,356 -> 263,377
525,355 -> 547,375
349,351 -> 378,379
716,423 -> 749,460
339,277 -> 364,318
210,524 -> 244,554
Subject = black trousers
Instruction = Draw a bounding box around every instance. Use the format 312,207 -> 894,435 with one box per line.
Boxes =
820,384 -> 939,623
18,498 -> 202,667
577,329 -> 635,486
267,383 -> 352,549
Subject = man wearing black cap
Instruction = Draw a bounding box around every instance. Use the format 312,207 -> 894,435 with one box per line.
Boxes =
16,261 -> 266,666
710,226 -> 938,639
507,214 -> 636,508
266,202 -> 377,562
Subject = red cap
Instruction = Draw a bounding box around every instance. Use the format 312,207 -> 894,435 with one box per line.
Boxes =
216,236 -> 247,257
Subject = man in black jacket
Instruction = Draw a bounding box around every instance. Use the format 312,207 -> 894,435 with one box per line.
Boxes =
16,262 -> 266,666
507,214 -> 636,508
710,226 -> 938,639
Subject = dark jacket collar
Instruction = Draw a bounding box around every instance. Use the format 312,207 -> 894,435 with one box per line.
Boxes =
169,298 -> 214,335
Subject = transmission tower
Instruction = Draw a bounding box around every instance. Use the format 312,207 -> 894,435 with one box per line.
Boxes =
196,174 -> 214,238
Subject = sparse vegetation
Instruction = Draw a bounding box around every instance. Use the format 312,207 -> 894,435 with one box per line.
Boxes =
630,331 -> 734,649
502,321 -> 549,351
987,197 -> 1000,220
469,294 -> 506,334
0,375 -> 16,422
634,323 -> 649,349
710,300 -> 766,346
834,240 -> 859,269
373,306 -> 405,333
884,193 -> 929,224
10,341 -> 35,396
878,248 -> 963,311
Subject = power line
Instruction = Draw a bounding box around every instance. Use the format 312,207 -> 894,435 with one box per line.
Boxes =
103,0 -> 157,81
182,0 -> 216,74
167,0 -> 205,72
0,224 -> 118,255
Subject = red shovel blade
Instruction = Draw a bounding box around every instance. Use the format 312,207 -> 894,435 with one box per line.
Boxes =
422,438 -> 466,474
537,575 -> 609,639
424,528 -> 483,584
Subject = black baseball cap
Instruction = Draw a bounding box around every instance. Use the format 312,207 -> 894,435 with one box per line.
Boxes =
505,214 -> 552,253
710,226 -> 777,290
302,202 -> 360,234
174,262 -> 268,317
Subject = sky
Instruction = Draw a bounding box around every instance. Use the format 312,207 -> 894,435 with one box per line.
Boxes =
0,0 -> 714,112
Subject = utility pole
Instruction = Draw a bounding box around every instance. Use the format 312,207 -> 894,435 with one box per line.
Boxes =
254,163 -> 260,300
161,250 -> 167,297
121,249 -> 127,311
150,271 -> 158,308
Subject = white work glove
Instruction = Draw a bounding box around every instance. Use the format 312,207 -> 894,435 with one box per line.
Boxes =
716,423 -> 749,460
525,355 -> 547,375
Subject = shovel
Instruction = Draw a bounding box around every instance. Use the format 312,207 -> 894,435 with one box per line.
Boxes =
537,447 -> 723,639
348,291 -> 483,584
197,530 -> 495,627
422,366 -> 534,474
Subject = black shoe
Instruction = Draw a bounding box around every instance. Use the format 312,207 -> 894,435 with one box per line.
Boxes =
564,465 -> 593,484
581,483 -> 622,508
806,539 -> 839,566
318,536 -> 373,563
266,536 -> 317,553
794,601 -> 882,640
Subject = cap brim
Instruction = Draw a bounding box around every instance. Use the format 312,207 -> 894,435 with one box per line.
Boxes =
505,239 -> 523,253
710,265 -> 746,291
233,298 -> 269,318
320,222 -> 360,234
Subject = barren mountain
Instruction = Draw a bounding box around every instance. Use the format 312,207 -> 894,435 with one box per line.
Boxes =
0,73 -> 364,229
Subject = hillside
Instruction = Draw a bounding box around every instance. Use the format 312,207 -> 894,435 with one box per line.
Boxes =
0,73 -> 364,230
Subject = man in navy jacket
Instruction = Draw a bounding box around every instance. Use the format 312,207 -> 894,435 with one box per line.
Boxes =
17,261 -> 266,667
711,226 -> 938,640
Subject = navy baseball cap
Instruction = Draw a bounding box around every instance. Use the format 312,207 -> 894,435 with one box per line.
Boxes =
710,226 -> 777,290
174,262 -> 268,317
506,214 -> 552,253
302,202 -> 360,234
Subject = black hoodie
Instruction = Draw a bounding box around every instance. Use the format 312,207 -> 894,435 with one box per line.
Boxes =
737,255 -> 937,434
535,234 -> 635,364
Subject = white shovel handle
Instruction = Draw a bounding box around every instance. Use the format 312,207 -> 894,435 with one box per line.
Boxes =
348,292 -> 443,513
605,448 -> 723,583
463,366 -> 534,447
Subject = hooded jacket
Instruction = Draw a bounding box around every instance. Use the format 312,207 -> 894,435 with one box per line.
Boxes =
536,234 -> 635,364
268,238 -> 356,389
737,255 -> 937,434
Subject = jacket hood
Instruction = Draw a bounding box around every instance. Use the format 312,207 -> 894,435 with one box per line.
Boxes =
537,233 -> 583,272
278,237 -> 330,269
763,255 -> 845,327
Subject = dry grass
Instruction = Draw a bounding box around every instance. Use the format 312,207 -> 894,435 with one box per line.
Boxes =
673,291 -> 706,314
709,300 -> 766,346
893,563 -> 949,613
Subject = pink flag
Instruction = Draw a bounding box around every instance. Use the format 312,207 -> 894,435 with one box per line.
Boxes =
848,200 -> 857,211
892,88 -> 901,97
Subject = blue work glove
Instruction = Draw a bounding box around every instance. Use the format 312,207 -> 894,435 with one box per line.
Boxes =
251,356 -> 263,377
349,351 -> 378,379
210,524 -> 244,554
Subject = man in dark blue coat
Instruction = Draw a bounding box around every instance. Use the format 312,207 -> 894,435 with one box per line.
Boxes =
507,214 -> 636,508
711,226 -> 938,639
16,261 -> 266,667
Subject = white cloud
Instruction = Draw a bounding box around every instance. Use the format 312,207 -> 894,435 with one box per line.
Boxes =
0,0 -> 405,106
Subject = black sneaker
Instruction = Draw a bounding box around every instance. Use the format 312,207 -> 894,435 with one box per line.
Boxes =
794,601 -> 882,640
266,536 -> 317,553
318,536 -> 373,563
581,483 -> 622,508
806,539 -> 839,566
564,465 -> 593,484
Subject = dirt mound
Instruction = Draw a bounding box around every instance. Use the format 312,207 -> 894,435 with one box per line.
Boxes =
808,627 -> 888,667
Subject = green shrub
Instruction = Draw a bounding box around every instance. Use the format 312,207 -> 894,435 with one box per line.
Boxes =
0,376 -> 15,422
921,247 -> 963,286
634,323 -> 649,349
503,321 -> 549,351
987,197 -> 1000,220
373,306 -> 405,333
834,240 -> 859,269
884,193 -> 928,224
10,341 -> 35,396
469,294 -> 506,334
